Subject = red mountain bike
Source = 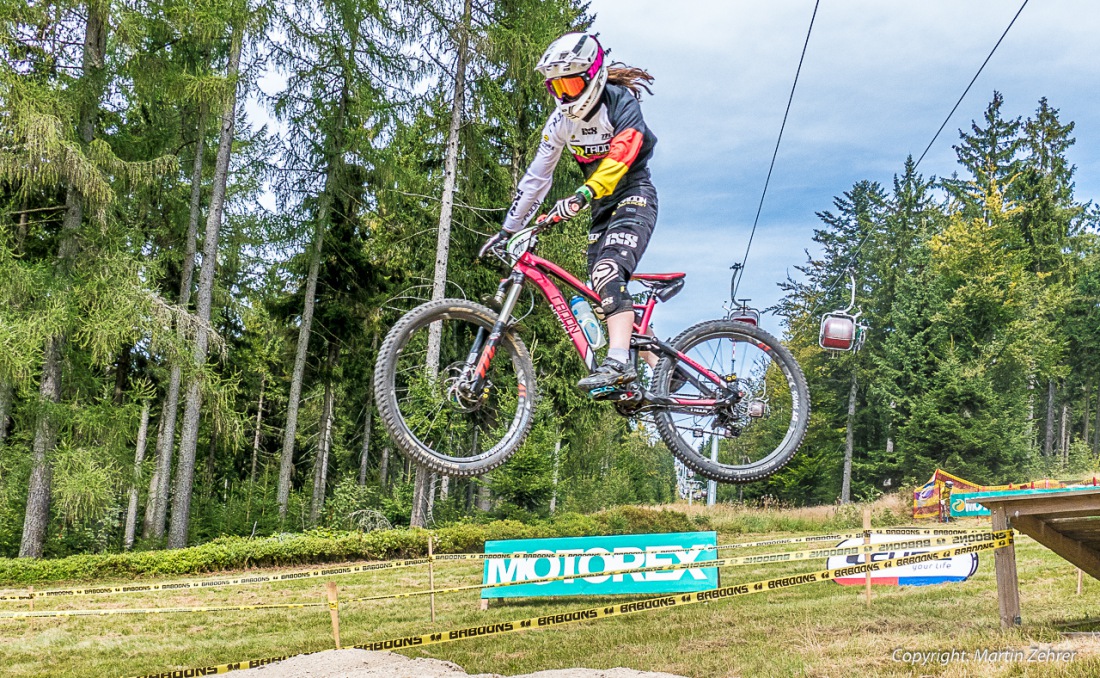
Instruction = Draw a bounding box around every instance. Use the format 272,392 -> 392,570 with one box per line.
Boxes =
374,222 -> 809,483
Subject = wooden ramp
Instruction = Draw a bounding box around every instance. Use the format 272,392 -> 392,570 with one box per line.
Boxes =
967,487 -> 1100,628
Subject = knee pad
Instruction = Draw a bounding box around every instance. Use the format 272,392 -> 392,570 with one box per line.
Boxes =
591,258 -> 632,317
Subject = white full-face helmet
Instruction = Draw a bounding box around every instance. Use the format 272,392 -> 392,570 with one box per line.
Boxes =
535,32 -> 607,120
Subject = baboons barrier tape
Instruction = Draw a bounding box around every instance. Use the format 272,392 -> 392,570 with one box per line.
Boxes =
0,600 -> 329,619
0,558 -> 432,602
125,535 -> 1012,678
0,523 -> 998,603
345,530 -> 1012,604
0,525 -> 991,603
1,530 -> 1010,619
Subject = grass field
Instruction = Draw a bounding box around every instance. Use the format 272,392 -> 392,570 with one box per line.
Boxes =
2,501 -> 1098,677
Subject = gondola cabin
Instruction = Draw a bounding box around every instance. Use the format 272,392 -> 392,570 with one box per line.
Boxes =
820,312 -> 860,351
731,307 -> 760,326
747,400 -> 767,418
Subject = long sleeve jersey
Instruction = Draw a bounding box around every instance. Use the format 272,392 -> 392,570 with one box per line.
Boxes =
501,83 -> 657,232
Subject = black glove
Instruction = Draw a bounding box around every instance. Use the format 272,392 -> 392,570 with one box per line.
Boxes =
538,187 -> 591,225
478,229 -> 509,259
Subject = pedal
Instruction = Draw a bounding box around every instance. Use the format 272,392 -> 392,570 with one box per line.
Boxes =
588,386 -> 619,400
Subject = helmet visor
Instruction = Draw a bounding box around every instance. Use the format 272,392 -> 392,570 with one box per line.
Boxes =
547,75 -> 587,102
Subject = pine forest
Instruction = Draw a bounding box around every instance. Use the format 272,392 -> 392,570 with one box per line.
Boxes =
1,0 -> 1097,559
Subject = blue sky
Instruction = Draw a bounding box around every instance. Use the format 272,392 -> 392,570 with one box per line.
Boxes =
588,0 -> 1100,337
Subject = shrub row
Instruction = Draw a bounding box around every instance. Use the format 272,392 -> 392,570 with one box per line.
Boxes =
0,506 -> 704,586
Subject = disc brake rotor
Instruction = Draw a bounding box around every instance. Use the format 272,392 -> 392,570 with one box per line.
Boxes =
444,361 -> 490,413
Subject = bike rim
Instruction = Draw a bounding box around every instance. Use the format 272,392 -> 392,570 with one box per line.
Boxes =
389,310 -> 530,465
660,327 -> 801,475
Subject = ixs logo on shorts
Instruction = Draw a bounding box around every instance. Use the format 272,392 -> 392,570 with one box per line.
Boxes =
616,196 -> 647,209
605,232 -> 639,249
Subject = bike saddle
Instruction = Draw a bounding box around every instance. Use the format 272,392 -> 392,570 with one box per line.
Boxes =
631,272 -> 685,301
631,272 -> 686,282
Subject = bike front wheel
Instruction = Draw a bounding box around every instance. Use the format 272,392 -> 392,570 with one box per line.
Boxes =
652,319 -> 810,484
374,299 -> 537,477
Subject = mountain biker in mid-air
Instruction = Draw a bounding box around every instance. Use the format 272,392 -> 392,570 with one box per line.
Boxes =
480,32 -> 659,393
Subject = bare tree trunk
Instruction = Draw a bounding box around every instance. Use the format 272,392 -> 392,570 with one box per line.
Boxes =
0,376 -> 12,444
113,345 -> 130,405
358,336 -> 377,486
203,432 -> 217,496
1083,380 -> 1090,447
19,337 -> 63,558
439,475 -> 449,501
123,402 -> 151,550
1026,374 -> 1036,449
14,208 -> 29,254
142,414 -> 166,539
1094,378 -> 1100,456
1044,379 -> 1056,457
425,0 -> 472,372
277,218 -> 325,523
20,4 -> 107,558
477,476 -> 491,512
310,343 -> 338,526
1061,402 -> 1070,462
149,103 -> 209,540
840,371 -> 857,504
411,470 -> 429,527
358,399 -> 373,486
379,445 -> 390,489
250,375 -> 266,483
415,0 -> 473,529
549,438 -> 561,515
167,32 -> 242,549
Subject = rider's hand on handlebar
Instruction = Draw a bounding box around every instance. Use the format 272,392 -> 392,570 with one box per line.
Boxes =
478,229 -> 510,259
539,186 -> 592,225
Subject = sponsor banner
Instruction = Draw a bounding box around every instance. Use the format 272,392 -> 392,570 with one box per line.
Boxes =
0,527 -> 991,603
827,533 -> 978,586
951,493 -> 992,517
128,536 -> 1012,678
953,485 -> 1100,517
481,531 -> 718,598
5,532 -> 1004,618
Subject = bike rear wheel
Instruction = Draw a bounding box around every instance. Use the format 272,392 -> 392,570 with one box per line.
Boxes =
374,299 -> 537,477
652,319 -> 809,483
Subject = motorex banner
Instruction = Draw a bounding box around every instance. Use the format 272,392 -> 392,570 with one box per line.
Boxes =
481,531 -> 718,598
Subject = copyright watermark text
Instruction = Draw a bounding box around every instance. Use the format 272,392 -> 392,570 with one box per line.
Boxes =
892,646 -> 1077,665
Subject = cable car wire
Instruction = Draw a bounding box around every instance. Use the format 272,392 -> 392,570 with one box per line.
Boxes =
913,0 -> 1029,170
731,0 -> 821,299
815,0 -> 1029,308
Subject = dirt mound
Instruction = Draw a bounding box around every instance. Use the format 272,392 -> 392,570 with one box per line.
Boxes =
232,649 -> 686,678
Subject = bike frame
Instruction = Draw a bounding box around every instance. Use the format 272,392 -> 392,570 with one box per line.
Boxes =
507,250 -> 728,408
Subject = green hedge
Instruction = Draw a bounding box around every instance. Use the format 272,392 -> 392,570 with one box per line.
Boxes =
0,507 -> 704,586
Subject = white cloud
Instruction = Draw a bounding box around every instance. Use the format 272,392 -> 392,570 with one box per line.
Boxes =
590,0 -> 1100,336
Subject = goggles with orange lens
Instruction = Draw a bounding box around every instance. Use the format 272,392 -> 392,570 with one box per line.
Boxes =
546,75 -> 588,102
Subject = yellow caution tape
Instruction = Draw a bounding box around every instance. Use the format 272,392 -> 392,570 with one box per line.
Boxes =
126,535 -> 1012,678
0,558 -> 432,602
0,599 -> 328,620
346,530 -> 1011,604
0,525 -> 994,603
0,531 -> 1010,620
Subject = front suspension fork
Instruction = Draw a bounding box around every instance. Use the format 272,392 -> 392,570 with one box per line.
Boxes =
460,273 -> 525,395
